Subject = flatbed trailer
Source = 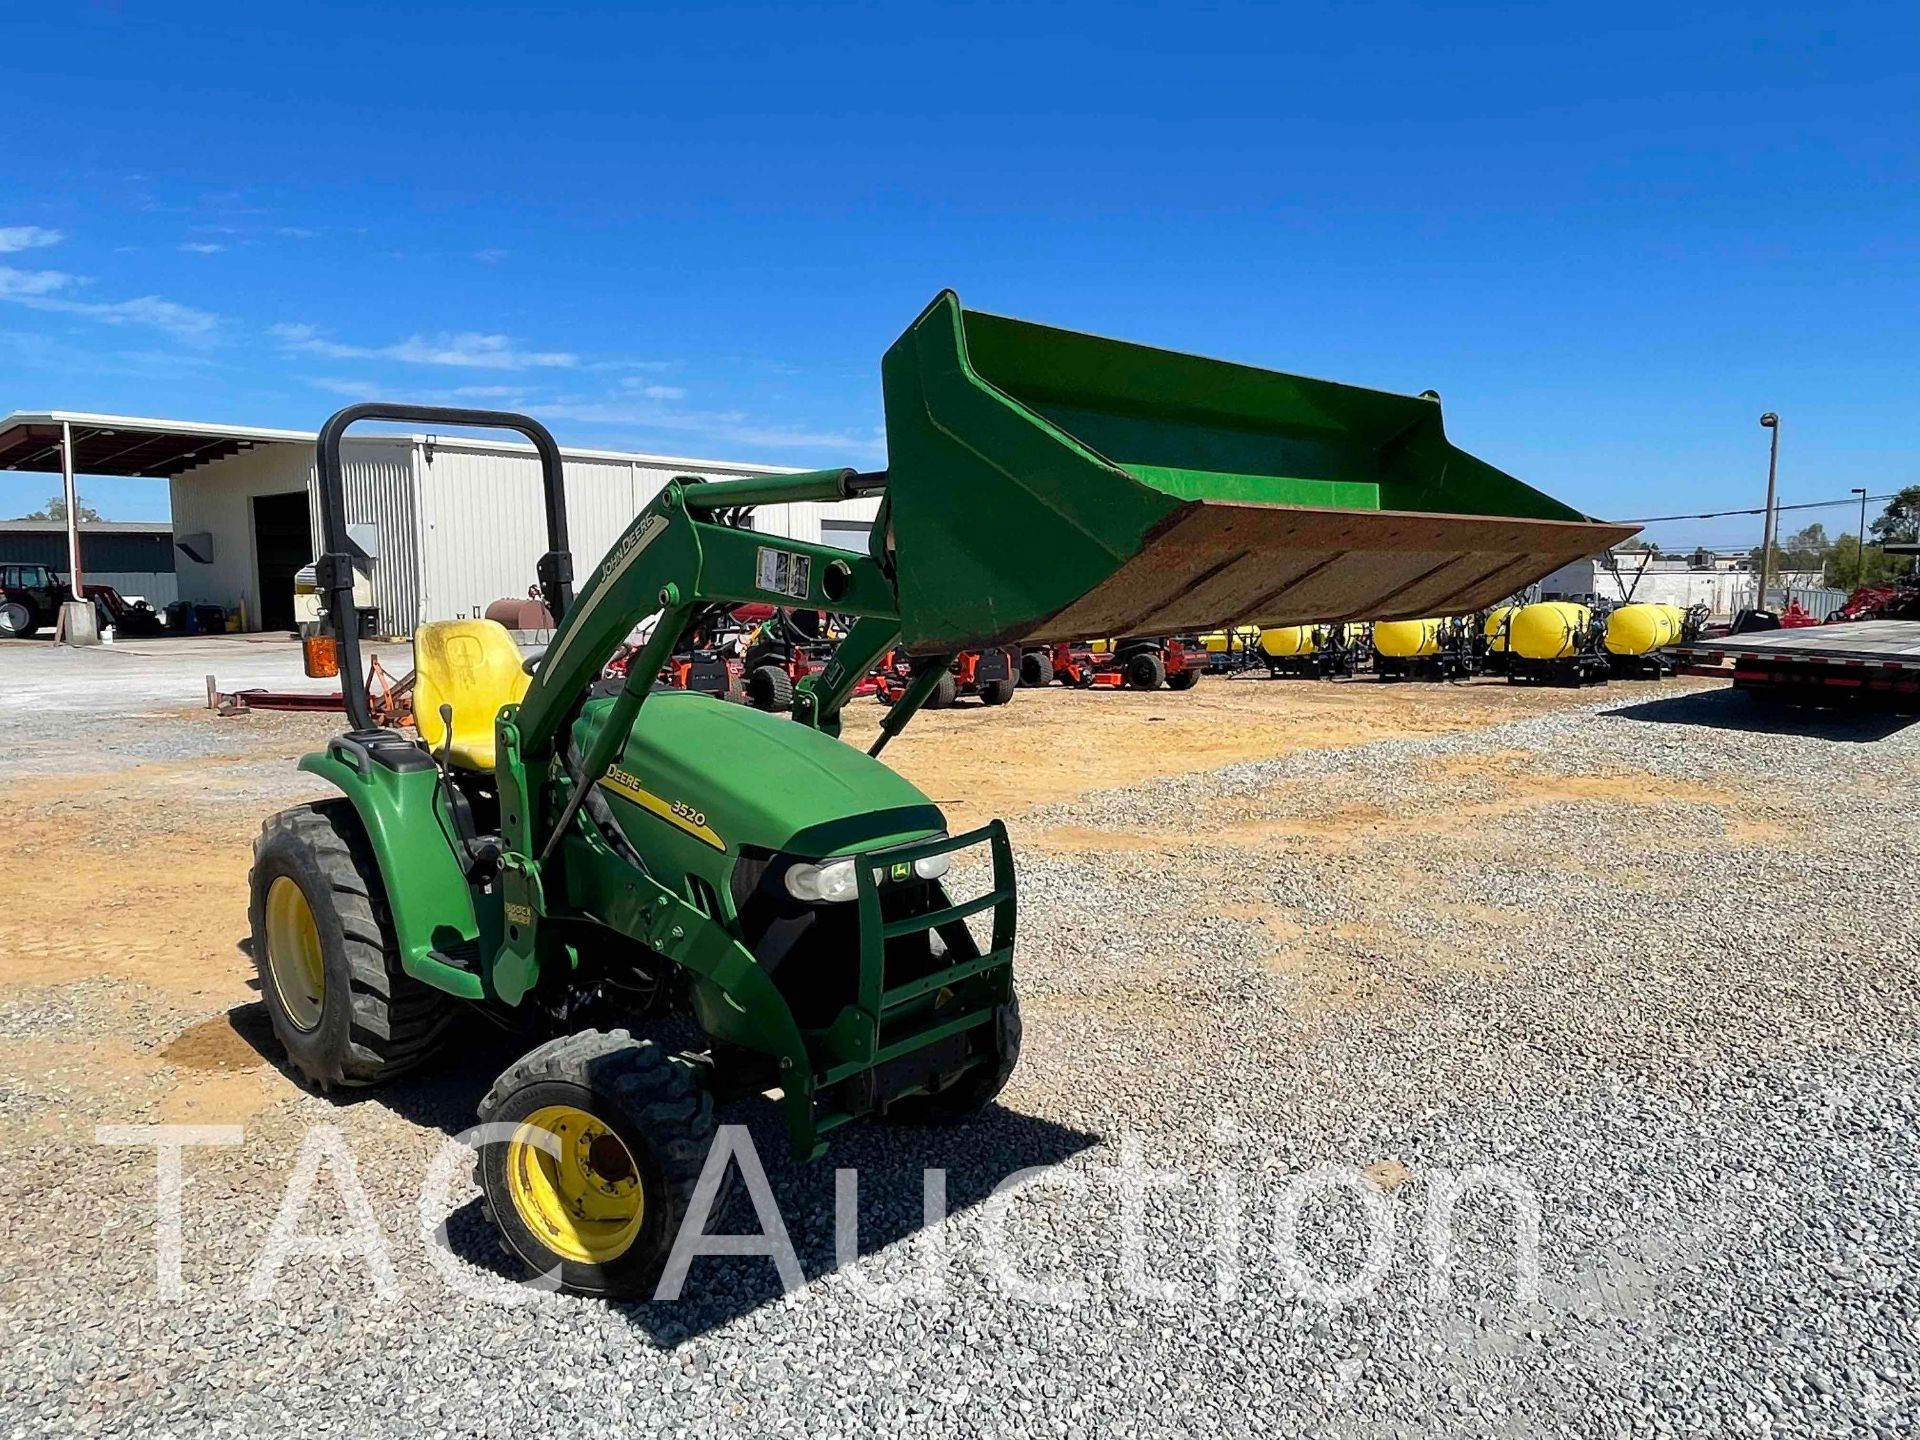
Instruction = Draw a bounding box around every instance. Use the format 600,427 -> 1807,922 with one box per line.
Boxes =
1673,620 -> 1920,711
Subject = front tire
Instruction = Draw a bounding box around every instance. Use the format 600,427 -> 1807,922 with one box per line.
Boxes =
745,663 -> 794,712
1125,651 -> 1166,691
977,676 -> 1016,706
0,601 -> 36,638
1166,667 -> 1200,691
924,671 -> 959,709
886,995 -> 1021,1123
1019,650 -> 1052,687
248,801 -> 455,1089
477,1031 -> 721,1299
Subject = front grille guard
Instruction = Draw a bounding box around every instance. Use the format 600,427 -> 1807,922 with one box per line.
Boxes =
810,820 -> 1016,1124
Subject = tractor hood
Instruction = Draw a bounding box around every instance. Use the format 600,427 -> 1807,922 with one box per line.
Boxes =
577,690 -> 945,860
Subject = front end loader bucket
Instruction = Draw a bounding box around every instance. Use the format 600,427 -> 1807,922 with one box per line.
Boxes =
880,292 -> 1635,653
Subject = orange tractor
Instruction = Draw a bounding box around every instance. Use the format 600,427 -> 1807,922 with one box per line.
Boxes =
1022,636 -> 1206,691
874,646 -> 1020,708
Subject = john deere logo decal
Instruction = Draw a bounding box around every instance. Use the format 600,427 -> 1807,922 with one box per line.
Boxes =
599,767 -> 726,851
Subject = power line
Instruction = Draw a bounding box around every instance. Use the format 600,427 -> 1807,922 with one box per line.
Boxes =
1618,491 -> 1898,525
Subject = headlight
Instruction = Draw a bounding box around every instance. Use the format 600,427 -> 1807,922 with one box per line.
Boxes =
782,844 -> 952,903
784,857 -> 857,904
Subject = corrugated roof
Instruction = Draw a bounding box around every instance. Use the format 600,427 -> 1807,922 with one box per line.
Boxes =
0,518 -> 172,533
0,409 -> 801,479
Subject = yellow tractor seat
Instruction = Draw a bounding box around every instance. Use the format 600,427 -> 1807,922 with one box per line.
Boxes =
413,619 -> 531,770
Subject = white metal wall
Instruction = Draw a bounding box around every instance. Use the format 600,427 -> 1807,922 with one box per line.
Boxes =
414,440 -> 881,625
171,435 -> 882,632
169,439 -> 420,631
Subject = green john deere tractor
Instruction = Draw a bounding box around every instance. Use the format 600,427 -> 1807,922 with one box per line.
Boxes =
249,291 -> 1632,1296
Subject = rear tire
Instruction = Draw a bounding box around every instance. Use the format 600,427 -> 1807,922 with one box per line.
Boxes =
977,676 -> 1016,706
1166,668 -> 1200,691
1019,650 -> 1052,687
248,800 -> 455,1089
886,996 -> 1021,1123
925,671 -> 958,710
1125,651 -> 1166,691
477,1031 -> 723,1299
745,664 -> 794,712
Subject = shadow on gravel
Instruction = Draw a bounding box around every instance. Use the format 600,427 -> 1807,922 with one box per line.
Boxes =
437,1095 -> 1102,1346
231,1000 -> 1102,1341
1606,686 -> 1918,741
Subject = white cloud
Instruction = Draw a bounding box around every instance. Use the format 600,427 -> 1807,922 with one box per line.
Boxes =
0,264 -> 218,338
307,377 -> 383,398
273,322 -> 576,370
33,293 -> 219,338
0,226 -> 62,254
472,248 -> 510,263
629,383 -> 686,401
179,242 -> 226,254
0,266 -> 74,298
305,376 -> 533,406
538,397 -> 884,460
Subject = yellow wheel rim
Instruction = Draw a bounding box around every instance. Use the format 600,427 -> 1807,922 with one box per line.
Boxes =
506,1105 -> 645,1265
264,876 -> 326,1032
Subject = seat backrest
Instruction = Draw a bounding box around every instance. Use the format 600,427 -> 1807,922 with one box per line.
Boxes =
413,619 -> 530,768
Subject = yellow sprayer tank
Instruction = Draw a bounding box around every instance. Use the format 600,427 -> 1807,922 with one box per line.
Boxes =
1483,604 -> 1516,654
1258,625 -> 1317,659
1203,625 -> 1259,655
1509,601 -> 1591,660
1373,618 -> 1444,659
1604,602 -> 1681,657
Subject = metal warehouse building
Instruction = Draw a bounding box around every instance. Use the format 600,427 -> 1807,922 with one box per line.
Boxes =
0,518 -> 178,606
0,411 -> 880,635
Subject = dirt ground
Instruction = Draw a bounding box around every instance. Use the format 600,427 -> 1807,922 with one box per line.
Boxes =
0,669 -> 1710,1135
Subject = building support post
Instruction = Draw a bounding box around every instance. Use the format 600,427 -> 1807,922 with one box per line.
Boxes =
57,419 -> 99,646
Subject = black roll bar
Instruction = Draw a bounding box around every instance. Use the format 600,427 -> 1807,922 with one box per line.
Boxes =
314,403 -> 574,731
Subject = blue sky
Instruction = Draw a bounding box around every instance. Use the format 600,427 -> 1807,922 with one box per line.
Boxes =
2,0 -> 1914,551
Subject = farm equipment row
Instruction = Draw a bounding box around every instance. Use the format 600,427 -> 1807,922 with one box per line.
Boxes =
610,603 -> 1023,712
1188,600 -> 1709,688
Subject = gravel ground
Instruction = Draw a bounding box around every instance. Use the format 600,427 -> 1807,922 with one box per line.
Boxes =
2,676 -> 1917,1438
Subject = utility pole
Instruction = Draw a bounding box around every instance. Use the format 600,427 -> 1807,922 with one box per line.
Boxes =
1851,486 -> 1868,586
1757,413 -> 1780,610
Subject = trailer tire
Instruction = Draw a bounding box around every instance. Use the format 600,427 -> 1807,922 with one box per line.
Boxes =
1019,650 -> 1052,687
476,1031 -> 727,1299
248,800 -> 455,1090
886,994 -> 1021,1123
924,671 -> 958,710
977,676 -> 1016,706
745,664 -> 794,712
1125,652 -> 1166,691
1166,668 -> 1200,691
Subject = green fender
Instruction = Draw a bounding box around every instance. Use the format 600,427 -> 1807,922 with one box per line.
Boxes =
597,874 -> 824,1159
297,747 -> 486,1000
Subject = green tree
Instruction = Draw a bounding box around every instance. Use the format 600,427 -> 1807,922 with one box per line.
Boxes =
16,492 -> 102,523
1822,536 -> 1902,589
1870,486 -> 1920,546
